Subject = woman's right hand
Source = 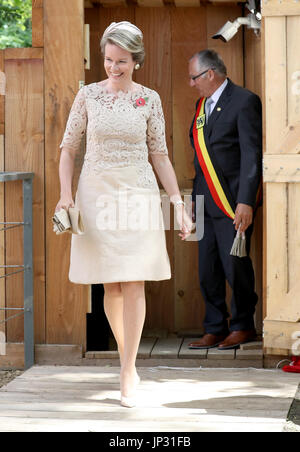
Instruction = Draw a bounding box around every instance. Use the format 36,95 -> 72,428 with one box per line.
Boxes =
55,195 -> 75,213
176,205 -> 194,241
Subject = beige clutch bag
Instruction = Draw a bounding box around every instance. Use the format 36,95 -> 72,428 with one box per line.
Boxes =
52,207 -> 85,235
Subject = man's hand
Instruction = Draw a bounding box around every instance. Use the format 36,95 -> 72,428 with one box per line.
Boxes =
233,203 -> 253,233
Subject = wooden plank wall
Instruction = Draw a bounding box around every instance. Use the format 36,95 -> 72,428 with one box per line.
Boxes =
4,48 -> 44,344
135,7 -> 175,330
244,27 -> 263,332
88,0 -> 248,6
0,50 -> 5,341
171,6 -> 207,333
44,0 -> 89,347
32,0 -> 44,48
84,3 -> 263,334
262,1 -> 300,355
0,2 -> 45,367
1,0 -> 87,366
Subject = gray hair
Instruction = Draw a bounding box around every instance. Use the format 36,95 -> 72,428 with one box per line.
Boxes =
190,49 -> 227,77
100,25 -> 145,67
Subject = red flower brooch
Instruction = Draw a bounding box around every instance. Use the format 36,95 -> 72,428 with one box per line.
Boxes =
134,97 -> 149,108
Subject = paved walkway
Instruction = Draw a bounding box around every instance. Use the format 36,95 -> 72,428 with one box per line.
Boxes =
0,366 -> 299,432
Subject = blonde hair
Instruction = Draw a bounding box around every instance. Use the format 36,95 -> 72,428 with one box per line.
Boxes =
100,25 -> 145,67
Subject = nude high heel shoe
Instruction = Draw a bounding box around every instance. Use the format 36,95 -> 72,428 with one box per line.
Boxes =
120,395 -> 137,408
120,373 -> 140,408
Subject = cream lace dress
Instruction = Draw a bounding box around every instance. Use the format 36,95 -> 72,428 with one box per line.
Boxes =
60,82 -> 171,284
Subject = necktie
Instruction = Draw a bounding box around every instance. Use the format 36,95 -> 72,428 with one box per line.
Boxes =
205,98 -> 213,123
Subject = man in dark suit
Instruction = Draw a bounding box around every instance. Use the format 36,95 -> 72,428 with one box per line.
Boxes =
188,49 -> 262,350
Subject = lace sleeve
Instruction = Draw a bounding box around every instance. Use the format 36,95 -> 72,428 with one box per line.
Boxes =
147,91 -> 168,156
59,87 -> 87,151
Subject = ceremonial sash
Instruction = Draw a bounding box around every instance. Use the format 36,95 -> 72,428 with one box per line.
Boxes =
193,97 -> 236,220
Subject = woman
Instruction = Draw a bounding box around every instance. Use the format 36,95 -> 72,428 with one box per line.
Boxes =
56,21 -> 192,408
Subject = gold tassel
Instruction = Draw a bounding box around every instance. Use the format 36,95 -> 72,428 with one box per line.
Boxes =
230,226 -> 247,258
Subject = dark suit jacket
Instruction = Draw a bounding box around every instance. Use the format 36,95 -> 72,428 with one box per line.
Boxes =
190,78 -> 262,218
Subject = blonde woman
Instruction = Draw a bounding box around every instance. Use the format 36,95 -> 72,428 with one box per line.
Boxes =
56,21 -> 192,408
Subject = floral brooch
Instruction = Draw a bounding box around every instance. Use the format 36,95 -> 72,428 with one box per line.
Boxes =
134,97 -> 149,108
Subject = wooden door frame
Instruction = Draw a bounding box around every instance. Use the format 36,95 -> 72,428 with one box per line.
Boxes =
262,0 -> 300,356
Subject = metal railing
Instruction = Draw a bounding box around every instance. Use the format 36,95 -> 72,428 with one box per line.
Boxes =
0,171 -> 34,370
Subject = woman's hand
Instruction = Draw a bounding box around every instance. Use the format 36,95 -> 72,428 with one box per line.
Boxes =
175,205 -> 193,241
55,194 -> 75,213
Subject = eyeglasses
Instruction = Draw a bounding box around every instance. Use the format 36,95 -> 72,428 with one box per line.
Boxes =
190,68 -> 215,81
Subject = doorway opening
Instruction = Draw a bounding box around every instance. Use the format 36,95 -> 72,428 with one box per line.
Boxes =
84,1 -> 263,352
86,284 -> 112,351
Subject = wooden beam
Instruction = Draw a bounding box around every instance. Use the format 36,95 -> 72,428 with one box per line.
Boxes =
85,0 -> 247,6
35,344 -> 82,365
84,5 -> 102,85
0,50 -> 4,341
4,51 -> 45,343
137,0 -> 164,6
32,0 -> 43,6
0,343 -> 24,369
84,0 -> 248,6
174,0 -> 200,6
264,320 -> 300,354
96,0 -> 127,6
4,48 -> 43,60
265,17 -> 287,155
134,6 -> 174,331
263,154 -> 300,183
0,50 -> 4,122
265,182 -> 288,322
32,2 -> 44,48
261,16 -> 267,328
84,24 -> 90,70
171,7 -> 206,331
44,0 -> 89,348
208,0 -> 246,3
287,16 -> 300,126
276,122 -> 300,155
262,0 -> 300,17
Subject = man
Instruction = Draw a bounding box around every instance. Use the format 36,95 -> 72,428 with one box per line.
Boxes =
188,49 -> 262,350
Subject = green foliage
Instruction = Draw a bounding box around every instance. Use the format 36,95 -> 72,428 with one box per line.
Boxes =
0,0 -> 32,49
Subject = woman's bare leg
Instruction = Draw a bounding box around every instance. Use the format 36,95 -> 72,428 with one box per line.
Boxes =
120,281 -> 146,398
103,282 -> 124,366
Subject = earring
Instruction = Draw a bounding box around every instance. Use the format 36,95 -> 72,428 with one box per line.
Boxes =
135,63 -> 140,70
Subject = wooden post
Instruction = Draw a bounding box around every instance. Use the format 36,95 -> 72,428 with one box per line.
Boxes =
262,0 -> 300,16
171,6 -> 207,332
44,0 -> 88,349
0,50 -> 5,341
135,6 -> 174,331
32,0 -> 44,48
4,49 -> 44,345
136,0 -> 164,6
262,1 -> 300,355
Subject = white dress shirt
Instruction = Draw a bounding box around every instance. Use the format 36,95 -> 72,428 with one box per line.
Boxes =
205,78 -> 228,120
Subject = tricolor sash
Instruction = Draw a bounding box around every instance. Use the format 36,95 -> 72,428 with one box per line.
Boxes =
193,97 -> 236,220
